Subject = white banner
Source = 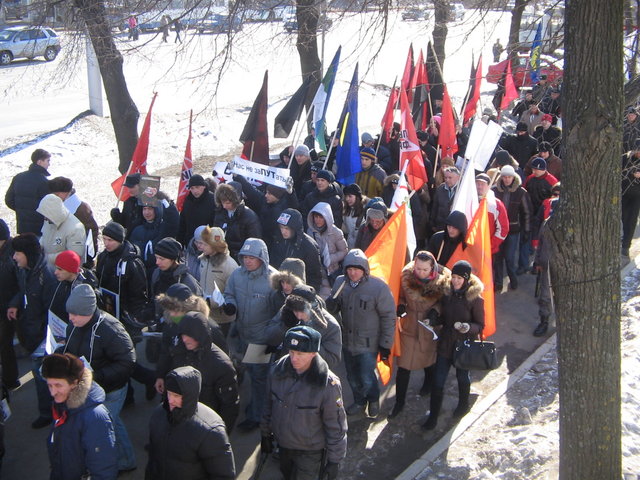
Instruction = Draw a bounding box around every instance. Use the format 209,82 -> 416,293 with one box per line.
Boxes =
230,156 -> 293,191
465,120 -> 503,171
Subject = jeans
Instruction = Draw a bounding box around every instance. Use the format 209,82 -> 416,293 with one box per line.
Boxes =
433,355 -> 470,392
518,235 -> 532,271
245,363 -> 270,423
31,355 -> 52,419
104,385 -> 136,470
494,232 -> 519,285
343,350 -> 379,405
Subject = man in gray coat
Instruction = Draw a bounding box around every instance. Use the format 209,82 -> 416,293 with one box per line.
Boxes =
326,249 -> 396,418
261,326 -> 347,480
223,237 -> 277,431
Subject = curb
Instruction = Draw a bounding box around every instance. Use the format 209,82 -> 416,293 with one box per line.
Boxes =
396,333 -> 558,480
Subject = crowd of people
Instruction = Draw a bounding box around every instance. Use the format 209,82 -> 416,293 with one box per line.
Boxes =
1,75 -> 632,479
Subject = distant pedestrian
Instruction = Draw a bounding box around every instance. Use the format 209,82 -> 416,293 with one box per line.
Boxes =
161,15 -> 171,42
261,326 -> 347,480
174,18 -> 183,43
5,148 -> 51,235
147,366 -> 236,479
128,15 -> 139,40
492,39 -> 503,63
42,353 -> 117,480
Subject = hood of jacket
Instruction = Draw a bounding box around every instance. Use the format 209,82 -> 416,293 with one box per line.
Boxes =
270,270 -> 305,291
307,202 -> 334,231
37,194 -> 70,228
278,208 -> 304,237
494,173 -> 522,193
140,203 -> 164,227
238,237 -> 270,269
445,210 -> 468,237
342,248 -> 370,275
443,273 -> 484,301
178,313 -> 212,351
157,293 -> 209,317
65,368 -> 104,410
164,366 -> 201,422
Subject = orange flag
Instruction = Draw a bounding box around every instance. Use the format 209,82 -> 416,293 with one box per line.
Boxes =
365,204 -> 407,385
446,199 -> 496,337
111,93 -> 158,201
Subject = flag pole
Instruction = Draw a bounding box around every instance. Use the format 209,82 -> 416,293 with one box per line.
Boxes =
432,144 -> 441,182
322,127 -> 341,170
115,160 -> 136,209
249,141 -> 255,162
290,106 -> 315,171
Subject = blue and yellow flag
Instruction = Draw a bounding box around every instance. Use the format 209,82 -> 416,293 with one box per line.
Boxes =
335,64 -> 360,185
529,22 -> 543,84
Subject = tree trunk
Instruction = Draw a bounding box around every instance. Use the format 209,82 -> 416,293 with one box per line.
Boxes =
552,0 -> 623,478
432,0 -> 449,71
74,0 -> 139,174
296,0 -> 322,129
507,0 -> 530,62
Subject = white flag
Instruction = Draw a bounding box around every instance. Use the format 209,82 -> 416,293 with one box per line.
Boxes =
390,160 -> 417,256
451,159 -> 479,226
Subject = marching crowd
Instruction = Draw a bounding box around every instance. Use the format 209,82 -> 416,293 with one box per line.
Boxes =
0,77 -> 633,480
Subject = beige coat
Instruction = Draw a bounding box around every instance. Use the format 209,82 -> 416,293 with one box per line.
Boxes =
397,262 -> 450,370
37,194 -> 86,270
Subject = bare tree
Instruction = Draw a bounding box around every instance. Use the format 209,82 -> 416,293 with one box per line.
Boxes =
552,0 -> 623,478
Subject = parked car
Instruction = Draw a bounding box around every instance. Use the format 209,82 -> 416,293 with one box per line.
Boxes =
0,26 -> 61,65
451,3 -> 465,21
197,14 -> 242,34
283,13 -> 332,33
486,53 -> 563,87
402,8 -> 428,21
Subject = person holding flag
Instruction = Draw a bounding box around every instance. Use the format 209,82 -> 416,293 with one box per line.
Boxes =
176,175 -> 216,246
422,260 -> 484,430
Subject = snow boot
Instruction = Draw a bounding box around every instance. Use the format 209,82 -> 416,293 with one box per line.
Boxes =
452,383 -> 471,419
421,389 -> 443,430
533,316 -> 549,337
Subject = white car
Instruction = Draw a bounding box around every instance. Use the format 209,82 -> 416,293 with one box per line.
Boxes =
0,26 -> 61,65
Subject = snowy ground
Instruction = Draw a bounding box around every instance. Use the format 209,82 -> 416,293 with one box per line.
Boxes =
408,265 -> 640,480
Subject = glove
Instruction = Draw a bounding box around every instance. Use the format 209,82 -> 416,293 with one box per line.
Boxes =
454,322 -> 470,334
110,207 -> 121,221
396,304 -> 407,318
324,462 -> 339,480
379,346 -> 391,361
325,297 -> 339,314
426,308 -> 440,325
260,435 -> 274,455
222,303 -> 236,316
281,308 -> 298,328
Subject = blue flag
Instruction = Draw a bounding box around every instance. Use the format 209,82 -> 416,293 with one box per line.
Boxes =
529,22 -> 543,84
335,64 -> 360,185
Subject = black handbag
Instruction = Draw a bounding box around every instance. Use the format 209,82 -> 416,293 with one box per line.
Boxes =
453,337 -> 500,371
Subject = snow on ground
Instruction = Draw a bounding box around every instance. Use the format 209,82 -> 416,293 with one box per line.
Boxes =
410,266 -> 640,480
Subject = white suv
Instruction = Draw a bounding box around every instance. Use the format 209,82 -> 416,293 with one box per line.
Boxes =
0,26 -> 61,65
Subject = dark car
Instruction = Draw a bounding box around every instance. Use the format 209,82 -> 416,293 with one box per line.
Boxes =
197,14 -> 243,34
402,8 -> 428,21
283,14 -> 332,33
0,26 -> 61,65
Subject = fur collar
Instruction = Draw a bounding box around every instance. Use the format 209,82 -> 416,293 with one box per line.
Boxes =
66,369 -> 93,410
273,354 -> 329,388
270,271 -> 305,291
401,262 -> 450,304
157,294 -> 209,316
443,273 -> 484,301
494,173 -> 522,193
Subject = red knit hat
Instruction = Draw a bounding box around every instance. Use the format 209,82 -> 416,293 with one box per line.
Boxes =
55,250 -> 81,273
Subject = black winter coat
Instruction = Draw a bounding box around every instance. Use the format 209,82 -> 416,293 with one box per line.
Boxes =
301,183 -> 344,229
0,241 -> 19,312
430,183 -> 457,232
500,134 -> 539,170
428,230 -> 464,267
9,252 -> 56,353
213,203 -> 262,259
622,152 -> 640,197
150,263 -> 203,298
96,240 -> 149,321
110,196 -> 142,238
492,176 -> 532,235
169,314 -> 239,432
177,191 -> 217,245
5,163 -> 50,234
146,367 -> 236,480
63,310 -> 135,393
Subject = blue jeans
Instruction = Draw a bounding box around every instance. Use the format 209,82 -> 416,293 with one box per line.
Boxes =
31,355 -> 52,419
494,232 -> 519,285
103,385 -> 136,470
245,363 -> 270,423
433,355 -> 470,392
343,350 -> 379,405
518,235 -> 532,271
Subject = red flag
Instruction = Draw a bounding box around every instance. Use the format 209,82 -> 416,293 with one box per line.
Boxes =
438,86 -> 458,157
381,85 -> 399,144
501,60 -> 518,112
111,93 -> 158,201
176,111 -> 193,213
463,54 -> 483,124
400,44 -> 414,103
411,50 -> 430,130
399,88 -> 428,191
446,199 -> 496,337
239,71 -> 269,165
365,204 -> 407,385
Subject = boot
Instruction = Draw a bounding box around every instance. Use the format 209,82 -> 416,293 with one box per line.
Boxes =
452,383 -> 470,419
419,365 -> 434,396
421,389 -> 443,430
389,367 -> 409,419
533,316 -> 549,337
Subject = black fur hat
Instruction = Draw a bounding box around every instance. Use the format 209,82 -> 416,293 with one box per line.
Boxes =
11,233 -> 41,267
